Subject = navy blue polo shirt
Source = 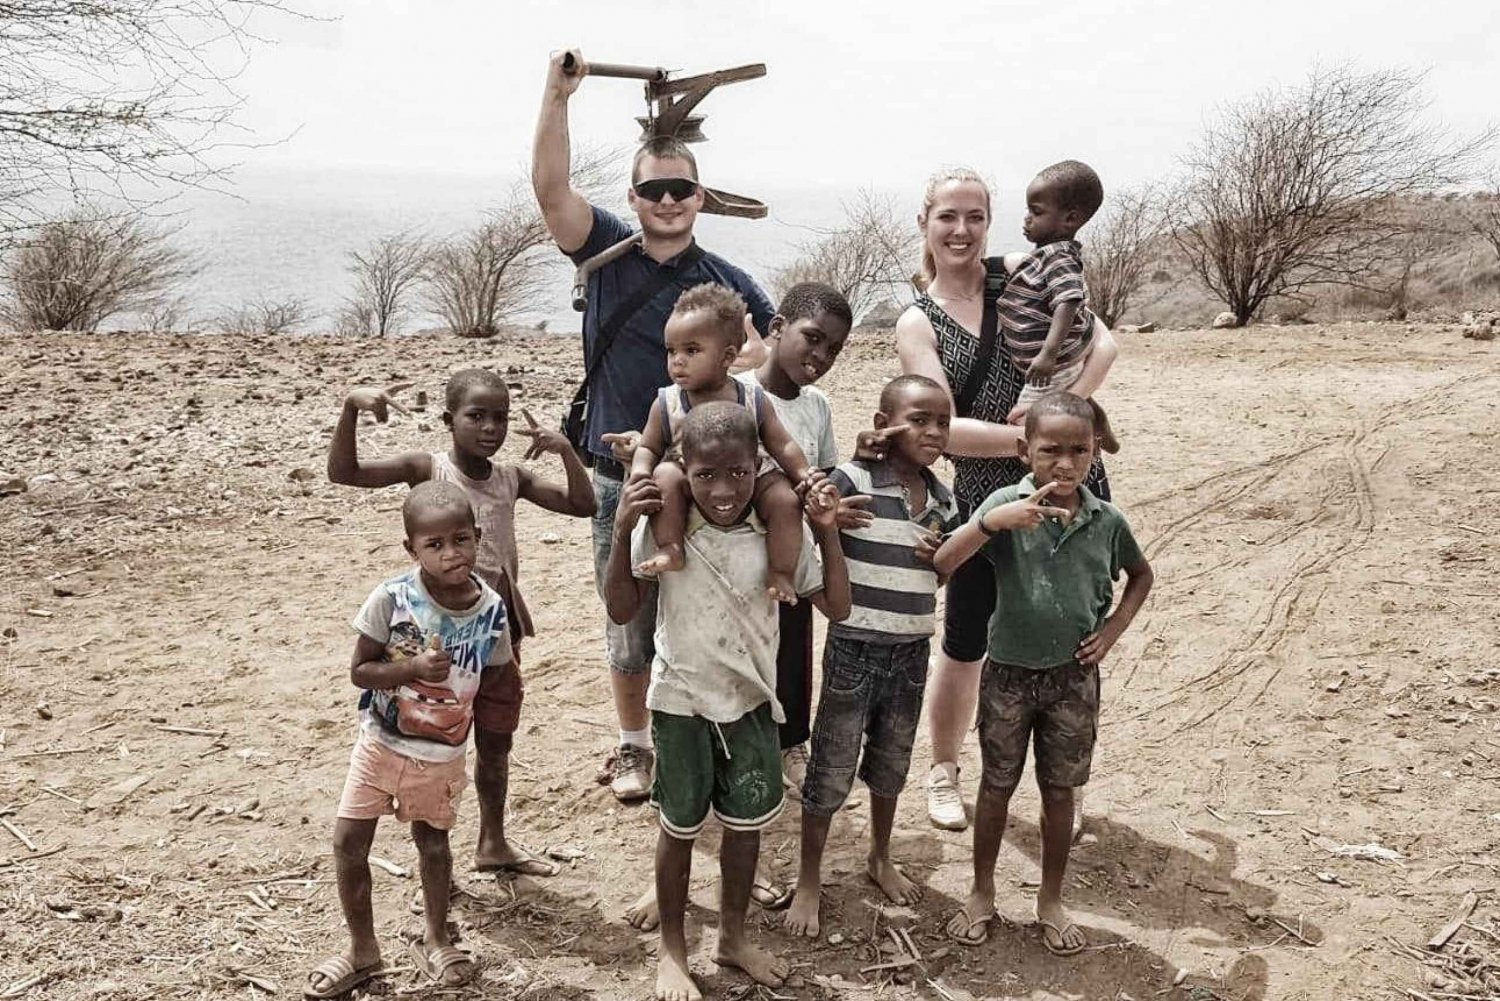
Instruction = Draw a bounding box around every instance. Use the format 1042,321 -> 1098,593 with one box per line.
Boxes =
565,205 -> 775,460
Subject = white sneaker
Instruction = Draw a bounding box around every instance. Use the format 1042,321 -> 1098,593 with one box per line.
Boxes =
609,744 -> 654,803
781,744 -> 809,801
927,762 -> 968,830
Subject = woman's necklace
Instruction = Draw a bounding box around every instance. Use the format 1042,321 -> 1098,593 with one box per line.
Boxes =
928,271 -> 984,304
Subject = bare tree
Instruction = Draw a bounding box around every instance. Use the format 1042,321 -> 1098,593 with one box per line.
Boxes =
216,295 -> 308,335
0,2 -> 300,236
1459,173 -> 1500,264
424,190 -> 552,339
425,149 -> 621,338
1372,197 -> 1460,320
343,231 -> 428,336
1083,186 -> 1163,327
1167,66 -> 1493,326
1,207 -> 194,330
771,190 -> 915,322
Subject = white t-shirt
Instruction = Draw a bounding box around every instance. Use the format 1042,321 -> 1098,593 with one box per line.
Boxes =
350,569 -> 510,762
736,370 -> 838,470
632,510 -> 823,723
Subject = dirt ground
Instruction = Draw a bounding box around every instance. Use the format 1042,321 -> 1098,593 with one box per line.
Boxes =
1,321 -> 1497,1001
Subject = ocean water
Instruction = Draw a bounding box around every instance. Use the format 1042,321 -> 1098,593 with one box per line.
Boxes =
162,167 -> 960,335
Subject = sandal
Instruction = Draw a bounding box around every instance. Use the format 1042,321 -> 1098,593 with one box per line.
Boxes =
474,854 -> 561,878
946,907 -> 995,946
303,956 -> 383,999
1035,915 -> 1087,956
750,873 -> 793,910
407,940 -> 475,987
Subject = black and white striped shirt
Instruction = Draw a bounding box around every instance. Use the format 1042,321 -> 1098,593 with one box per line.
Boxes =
827,459 -> 961,642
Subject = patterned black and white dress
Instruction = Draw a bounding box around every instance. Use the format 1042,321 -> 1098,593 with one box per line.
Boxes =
912,292 -> 1110,518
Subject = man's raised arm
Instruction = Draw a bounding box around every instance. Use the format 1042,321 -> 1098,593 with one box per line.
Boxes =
531,49 -> 595,254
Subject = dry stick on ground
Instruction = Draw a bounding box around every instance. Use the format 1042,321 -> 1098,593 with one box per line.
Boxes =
1428,891 -> 1480,950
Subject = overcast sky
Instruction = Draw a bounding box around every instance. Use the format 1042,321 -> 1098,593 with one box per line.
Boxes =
230,0 -> 1500,197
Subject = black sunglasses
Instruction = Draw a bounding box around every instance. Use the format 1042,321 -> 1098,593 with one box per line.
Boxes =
633,177 -> 700,202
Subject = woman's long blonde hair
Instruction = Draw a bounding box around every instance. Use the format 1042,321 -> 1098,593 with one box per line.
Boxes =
913,167 -> 992,292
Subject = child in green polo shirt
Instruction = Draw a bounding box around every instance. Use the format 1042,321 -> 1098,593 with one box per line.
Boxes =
932,391 -> 1153,957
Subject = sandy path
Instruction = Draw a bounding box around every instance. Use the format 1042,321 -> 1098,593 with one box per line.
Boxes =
0,323 -> 1495,1000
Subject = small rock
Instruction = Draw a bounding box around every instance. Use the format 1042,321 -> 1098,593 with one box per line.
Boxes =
1135,321 -> 1157,333
287,467 -> 317,483
28,473 -> 58,487
1211,311 -> 1238,329
539,531 -> 562,545
0,474 -> 27,496
827,932 -> 844,945
36,700 -> 53,720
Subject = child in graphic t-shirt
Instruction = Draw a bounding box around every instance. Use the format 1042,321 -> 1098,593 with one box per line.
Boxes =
305,482 -> 508,998
328,367 -> 594,877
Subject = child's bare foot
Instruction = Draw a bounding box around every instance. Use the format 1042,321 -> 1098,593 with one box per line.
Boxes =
866,856 -> 922,905
715,939 -> 789,987
782,888 -> 820,938
626,886 -> 659,931
766,570 -> 798,604
655,948 -> 700,1001
636,548 -> 685,577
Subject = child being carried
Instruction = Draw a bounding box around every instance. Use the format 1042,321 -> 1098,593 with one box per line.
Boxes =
628,283 -> 827,602
999,159 -> 1119,453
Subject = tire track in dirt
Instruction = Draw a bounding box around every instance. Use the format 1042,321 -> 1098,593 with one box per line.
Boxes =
1118,371 -> 1492,737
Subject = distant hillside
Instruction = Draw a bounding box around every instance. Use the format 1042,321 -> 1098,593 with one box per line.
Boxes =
1116,193 -> 1500,329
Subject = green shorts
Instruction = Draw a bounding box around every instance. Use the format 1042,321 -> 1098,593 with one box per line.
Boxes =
650,703 -> 784,840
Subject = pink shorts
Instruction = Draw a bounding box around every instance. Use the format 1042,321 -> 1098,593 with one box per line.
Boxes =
336,734 -> 466,830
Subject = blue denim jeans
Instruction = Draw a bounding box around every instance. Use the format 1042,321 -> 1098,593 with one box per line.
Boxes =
591,470 -> 658,675
801,633 -> 930,816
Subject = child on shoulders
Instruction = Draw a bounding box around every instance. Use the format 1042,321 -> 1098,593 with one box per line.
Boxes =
934,392 -> 1152,955
783,374 -> 960,938
306,482 -> 506,998
605,402 -> 851,1001
327,368 -> 595,878
628,284 -> 829,603
999,160 -> 1119,452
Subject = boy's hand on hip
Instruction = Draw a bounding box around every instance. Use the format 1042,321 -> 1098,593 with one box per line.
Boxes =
516,409 -> 570,460
835,494 -> 874,530
601,431 -> 640,463
409,648 -> 452,684
1076,616 -> 1125,666
345,384 -> 413,423
853,424 -> 911,462
981,481 -> 1071,532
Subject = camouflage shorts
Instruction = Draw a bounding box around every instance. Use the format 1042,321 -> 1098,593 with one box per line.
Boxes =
977,659 -> 1099,792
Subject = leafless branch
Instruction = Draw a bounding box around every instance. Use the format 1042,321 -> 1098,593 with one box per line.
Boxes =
771,189 -> 916,322
1,205 -> 195,329
1084,185 -> 1165,327
1166,65 -> 1495,325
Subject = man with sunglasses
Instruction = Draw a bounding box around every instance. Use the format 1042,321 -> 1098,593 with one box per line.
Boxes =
532,49 -> 776,806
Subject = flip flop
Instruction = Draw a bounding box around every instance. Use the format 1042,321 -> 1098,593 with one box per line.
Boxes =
1035,916 -> 1087,956
946,907 -> 995,946
303,956 -> 383,999
474,855 -> 561,878
750,874 -> 793,910
407,940 -> 475,987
